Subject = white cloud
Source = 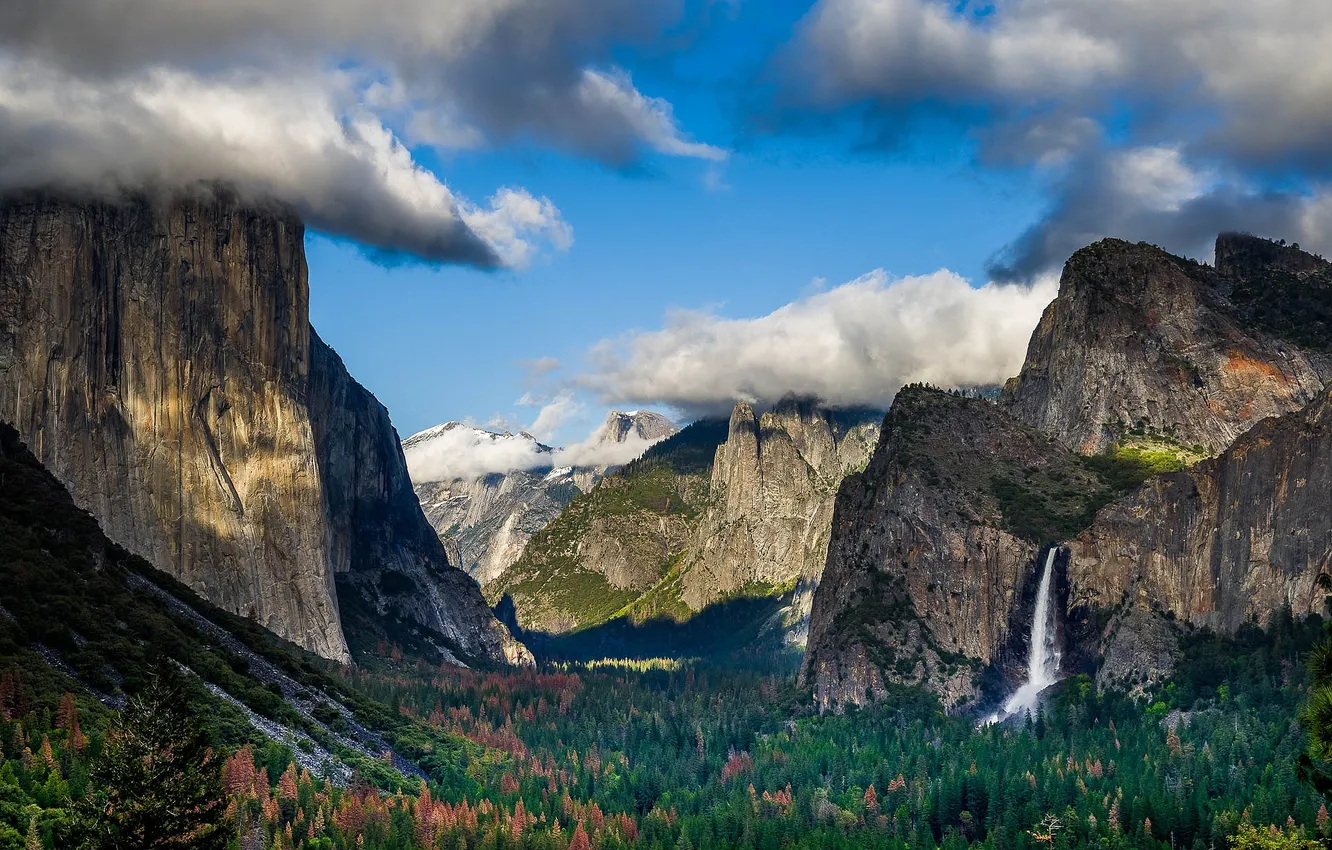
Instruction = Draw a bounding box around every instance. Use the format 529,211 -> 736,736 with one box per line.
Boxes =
787,0 -> 1332,159
404,409 -> 670,482
1111,147 -> 1210,213
0,60 -> 569,266
577,269 -> 1059,415
527,392 -> 583,443
576,69 -> 727,163
0,0 -> 723,263
555,432 -> 667,470
404,425 -> 551,482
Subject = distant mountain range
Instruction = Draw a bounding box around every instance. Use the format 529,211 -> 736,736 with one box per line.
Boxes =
404,411 -> 677,584
484,399 -> 883,643
4,186 -> 1331,731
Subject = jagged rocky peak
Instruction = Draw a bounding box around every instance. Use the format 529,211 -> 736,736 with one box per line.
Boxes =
678,395 -> 882,623
0,190 -> 529,667
1001,235 -> 1330,456
406,409 -> 677,588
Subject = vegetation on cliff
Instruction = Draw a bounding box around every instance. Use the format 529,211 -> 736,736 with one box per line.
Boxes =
487,420 -> 728,634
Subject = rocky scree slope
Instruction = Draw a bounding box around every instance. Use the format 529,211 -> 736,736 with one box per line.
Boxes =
407,412 -> 676,586
0,421 -> 458,784
0,191 -> 527,667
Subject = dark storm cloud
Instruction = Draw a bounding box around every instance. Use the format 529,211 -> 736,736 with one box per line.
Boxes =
769,0 -> 1332,277
0,0 -> 721,265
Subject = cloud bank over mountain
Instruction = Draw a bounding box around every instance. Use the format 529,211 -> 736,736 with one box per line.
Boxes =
0,0 -> 721,267
577,269 -> 1058,417
403,414 -> 674,482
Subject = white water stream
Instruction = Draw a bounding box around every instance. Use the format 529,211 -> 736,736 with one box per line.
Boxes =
988,547 -> 1062,723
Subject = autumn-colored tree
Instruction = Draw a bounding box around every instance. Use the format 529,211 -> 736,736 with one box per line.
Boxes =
568,821 -> 592,850
56,693 -> 86,752
0,666 -> 30,721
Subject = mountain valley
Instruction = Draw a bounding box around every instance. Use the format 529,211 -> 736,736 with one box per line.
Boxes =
3,196 -> 1332,850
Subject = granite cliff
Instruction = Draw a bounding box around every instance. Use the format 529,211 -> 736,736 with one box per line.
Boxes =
1001,236 -> 1330,455
805,235 -> 1332,711
800,387 -> 1112,711
1071,383 -> 1332,690
679,399 -> 881,640
0,191 -> 527,666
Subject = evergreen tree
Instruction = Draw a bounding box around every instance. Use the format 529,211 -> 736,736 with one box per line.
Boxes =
64,666 -> 232,849
1300,576 -> 1332,796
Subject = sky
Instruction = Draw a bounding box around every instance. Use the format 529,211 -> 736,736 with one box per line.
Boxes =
5,0 -> 1332,464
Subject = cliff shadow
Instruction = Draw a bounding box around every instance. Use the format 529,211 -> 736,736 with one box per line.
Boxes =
502,592 -> 801,671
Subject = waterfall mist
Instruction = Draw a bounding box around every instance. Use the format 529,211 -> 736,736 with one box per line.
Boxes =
987,546 -> 1063,723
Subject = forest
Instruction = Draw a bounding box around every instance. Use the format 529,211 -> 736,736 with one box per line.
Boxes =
2,607 -> 1330,850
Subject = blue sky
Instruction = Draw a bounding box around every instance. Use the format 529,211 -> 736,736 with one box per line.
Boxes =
306,1 -> 1051,445
9,0 -> 1330,452
308,133 -> 1044,442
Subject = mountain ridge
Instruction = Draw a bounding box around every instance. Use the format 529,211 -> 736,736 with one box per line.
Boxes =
805,233 -> 1332,712
407,410 -> 677,584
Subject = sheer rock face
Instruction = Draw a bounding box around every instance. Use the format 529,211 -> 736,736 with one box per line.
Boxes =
309,335 -> 531,666
805,235 -> 1332,711
0,192 -> 528,666
800,389 -> 1095,712
1001,237 -> 1329,456
679,399 -> 881,629
1069,385 -> 1332,637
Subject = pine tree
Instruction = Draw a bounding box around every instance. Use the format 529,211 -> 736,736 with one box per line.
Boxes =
25,815 -> 42,850
1303,608 -> 1332,796
64,665 -> 232,849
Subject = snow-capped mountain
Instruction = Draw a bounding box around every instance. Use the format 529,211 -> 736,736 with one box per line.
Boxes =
406,412 -> 677,585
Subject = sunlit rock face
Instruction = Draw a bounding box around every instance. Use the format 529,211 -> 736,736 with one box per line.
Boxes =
1070,384 -> 1332,644
679,398 -> 881,635
1002,236 -> 1329,456
0,191 -> 529,666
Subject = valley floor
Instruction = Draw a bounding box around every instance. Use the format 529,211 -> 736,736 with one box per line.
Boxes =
3,610 -> 1328,850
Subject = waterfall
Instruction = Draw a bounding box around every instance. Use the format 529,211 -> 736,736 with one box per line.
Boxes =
989,547 -> 1062,722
